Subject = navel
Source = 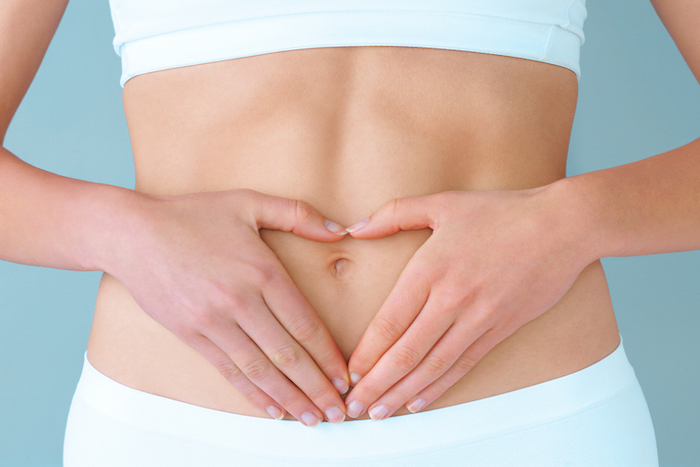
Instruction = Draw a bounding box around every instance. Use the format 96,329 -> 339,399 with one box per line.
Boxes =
331,257 -> 351,279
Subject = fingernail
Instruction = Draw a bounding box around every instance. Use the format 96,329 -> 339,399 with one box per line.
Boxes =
406,398 -> 427,413
332,378 -> 349,394
266,406 -> 285,420
350,373 -> 363,385
369,405 -> 390,421
301,412 -> 321,427
325,406 -> 346,424
325,219 -> 348,236
346,400 -> 365,418
345,218 -> 369,233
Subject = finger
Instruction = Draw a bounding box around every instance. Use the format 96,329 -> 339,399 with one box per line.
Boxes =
364,321 -> 486,420
346,265 -> 430,388
345,292 -> 454,419
206,322 -> 328,426
404,330 -> 503,414
232,293 -> 347,424
262,272 -> 350,395
187,334 -> 287,420
249,190 -> 348,240
345,193 -> 447,238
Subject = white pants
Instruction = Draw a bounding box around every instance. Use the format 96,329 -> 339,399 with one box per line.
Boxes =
64,336 -> 658,466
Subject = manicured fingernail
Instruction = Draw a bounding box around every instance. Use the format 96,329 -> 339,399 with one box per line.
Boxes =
325,219 -> 348,235
406,398 -> 427,413
346,401 -> 364,418
369,405 -> 390,421
350,373 -> 363,385
325,406 -> 346,424
332,378 -> 349,394
345,218 -> 369,233
301,412 -> 321,427
266,406 -> 285,420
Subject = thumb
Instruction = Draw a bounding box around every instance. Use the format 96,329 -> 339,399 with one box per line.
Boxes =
251,192 -> 348,242
345,195 -> 438,239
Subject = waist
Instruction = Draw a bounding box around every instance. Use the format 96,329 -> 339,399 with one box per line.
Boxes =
89,236 -> 619,421
87,47 -> 620,419
74,337 -> 638,461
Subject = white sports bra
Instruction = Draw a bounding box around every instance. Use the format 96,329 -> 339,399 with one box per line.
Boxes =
109,0 -> 587,87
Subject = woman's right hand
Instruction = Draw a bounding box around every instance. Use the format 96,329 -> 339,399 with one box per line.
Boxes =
1,0 -> 349,424
104,188 -> 350,426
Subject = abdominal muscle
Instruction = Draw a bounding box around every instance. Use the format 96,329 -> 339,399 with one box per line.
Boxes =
87,47 -> 620,421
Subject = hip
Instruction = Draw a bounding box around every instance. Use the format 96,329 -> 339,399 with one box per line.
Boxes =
67,336 -> 658,466
87,228 -> 620,420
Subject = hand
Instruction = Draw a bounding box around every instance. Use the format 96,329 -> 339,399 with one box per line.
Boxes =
105,188 -> 351,426
342,183 -> 597,420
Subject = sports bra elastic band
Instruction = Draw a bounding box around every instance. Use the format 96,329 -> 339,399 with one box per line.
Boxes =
109,0 -> 587,87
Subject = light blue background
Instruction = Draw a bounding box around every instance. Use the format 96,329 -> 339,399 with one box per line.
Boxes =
0,1 -> 698,466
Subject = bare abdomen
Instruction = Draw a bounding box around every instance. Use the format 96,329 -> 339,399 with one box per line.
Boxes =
87,47 -> 620,420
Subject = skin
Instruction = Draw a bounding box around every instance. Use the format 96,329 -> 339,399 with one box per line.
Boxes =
91,44 -> 622,427
1,0 -> 352,426
1,0 -> 699,432
341,0 -> 700,420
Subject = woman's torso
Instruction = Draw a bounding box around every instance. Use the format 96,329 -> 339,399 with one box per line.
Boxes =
87,46 -> 620,421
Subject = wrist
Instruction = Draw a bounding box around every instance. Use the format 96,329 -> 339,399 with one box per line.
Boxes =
80,185 -> 158,273
536,176 -> 614,266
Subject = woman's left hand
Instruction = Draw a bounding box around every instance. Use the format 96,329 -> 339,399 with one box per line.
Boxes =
342,180 -> 600,420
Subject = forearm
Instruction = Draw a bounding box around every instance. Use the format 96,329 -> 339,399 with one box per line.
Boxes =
565,137 -> 700,259
0,146 -> 146,272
